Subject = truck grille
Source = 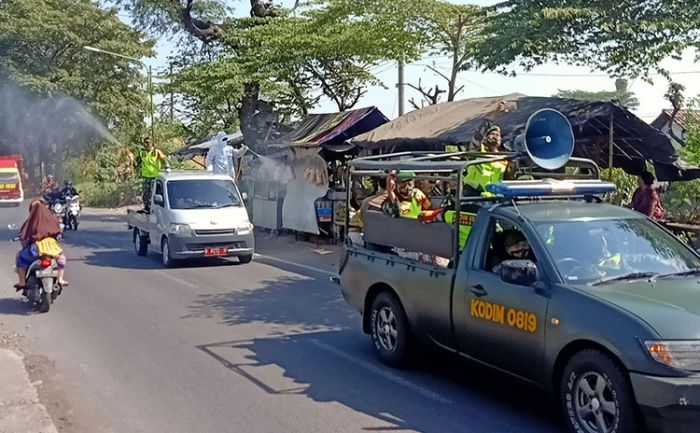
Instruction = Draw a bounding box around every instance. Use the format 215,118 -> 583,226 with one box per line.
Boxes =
194,229 -> 235,236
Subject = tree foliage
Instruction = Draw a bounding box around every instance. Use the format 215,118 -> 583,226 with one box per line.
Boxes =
474,0 -> 700,79
415,1 -> 484,103
0,0 -> 154,183
664,102 -> 700,224
555,78 -> 639,109
126,0 -> 426,146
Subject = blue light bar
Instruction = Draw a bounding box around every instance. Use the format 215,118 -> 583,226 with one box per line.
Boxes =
485,180 -> 616,197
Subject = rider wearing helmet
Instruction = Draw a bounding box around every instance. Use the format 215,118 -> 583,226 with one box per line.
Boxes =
42,174 -> 56,193
62,179 -> 78,197
44,184 -> 63,206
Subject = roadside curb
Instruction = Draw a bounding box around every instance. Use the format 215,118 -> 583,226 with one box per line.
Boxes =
0,348 -> 58,433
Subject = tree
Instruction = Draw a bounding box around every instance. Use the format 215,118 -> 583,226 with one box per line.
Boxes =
474,1 -> 700,80
0,0 -> 153,183
416,2 -> 484,103
118,0 -> 423,149
555,78 -> 640,109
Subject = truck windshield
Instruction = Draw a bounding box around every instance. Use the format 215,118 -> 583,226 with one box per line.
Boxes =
0,172 -> 19,182
167,179 -> 241,210
535,218 -> 700,284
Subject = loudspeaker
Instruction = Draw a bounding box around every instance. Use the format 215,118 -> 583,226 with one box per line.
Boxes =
515,109 -> 575,171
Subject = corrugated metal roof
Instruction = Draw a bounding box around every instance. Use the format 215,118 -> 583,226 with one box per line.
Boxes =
652,109 -> 700,130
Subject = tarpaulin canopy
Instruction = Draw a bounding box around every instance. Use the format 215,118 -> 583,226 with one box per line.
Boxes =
351,94 -> 700,181
269,106 -> 388,152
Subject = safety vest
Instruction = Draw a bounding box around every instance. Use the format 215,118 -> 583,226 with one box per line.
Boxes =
463,145 -> 507,197
445,144 -> 468,153
399,194 -> 424,219
444,210 -> 477,249
140,150 -> 164,178
599,253 -> 622,268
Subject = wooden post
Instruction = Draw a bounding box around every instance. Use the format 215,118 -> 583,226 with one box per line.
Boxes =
608,111 -> 614,169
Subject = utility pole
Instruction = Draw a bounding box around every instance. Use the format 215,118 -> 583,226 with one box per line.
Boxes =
84,46 -> 156,145
148,65 -> 155,144
397,60 -> 405,116
169,64 -> 174,123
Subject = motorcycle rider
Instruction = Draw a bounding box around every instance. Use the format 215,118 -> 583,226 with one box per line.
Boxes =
44,184 -> 64,206
14,200 -> 68,291
61,179 -> 79,197
42,174 -> 56,193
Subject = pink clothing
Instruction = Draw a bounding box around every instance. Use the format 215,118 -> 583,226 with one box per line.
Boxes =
631,186 -> 665,220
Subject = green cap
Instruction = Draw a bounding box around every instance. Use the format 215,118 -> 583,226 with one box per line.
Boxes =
485,124 -> 501,135
396,171 -> 416,180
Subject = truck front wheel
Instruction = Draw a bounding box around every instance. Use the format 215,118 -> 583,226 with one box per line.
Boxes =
161,238 -> 175,268
370,292 -> 411,367
560,349 -> 638,433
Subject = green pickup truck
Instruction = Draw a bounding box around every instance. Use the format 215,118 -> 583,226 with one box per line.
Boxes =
339,152 -> 700,433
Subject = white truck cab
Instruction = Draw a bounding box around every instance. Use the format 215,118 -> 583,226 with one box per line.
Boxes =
127,171 -> 255,266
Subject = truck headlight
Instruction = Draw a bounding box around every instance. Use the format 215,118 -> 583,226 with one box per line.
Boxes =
235,223 -> 253,235
169,224 -> 192,235
644,340 -> 700,371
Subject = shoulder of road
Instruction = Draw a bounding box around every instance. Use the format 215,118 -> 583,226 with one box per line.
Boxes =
0,348 -> 58,433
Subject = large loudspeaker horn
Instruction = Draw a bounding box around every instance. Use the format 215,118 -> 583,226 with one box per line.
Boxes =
520,108 -> 575,170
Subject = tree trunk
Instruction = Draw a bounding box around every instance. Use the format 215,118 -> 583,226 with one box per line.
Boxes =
238,82 -> 263,151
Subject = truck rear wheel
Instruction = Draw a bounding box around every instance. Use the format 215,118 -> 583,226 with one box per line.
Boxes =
133,229 -> 148,256
370,291 -> 411,367
560,349 -> 638,433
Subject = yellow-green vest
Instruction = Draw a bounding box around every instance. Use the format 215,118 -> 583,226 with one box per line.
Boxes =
140,150 -> 163,178
444,210 -> 477,249
399,193 -> 424,219
463,145 -> 507,197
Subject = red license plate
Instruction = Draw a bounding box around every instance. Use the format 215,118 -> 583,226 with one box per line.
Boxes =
204,247 -> 227,257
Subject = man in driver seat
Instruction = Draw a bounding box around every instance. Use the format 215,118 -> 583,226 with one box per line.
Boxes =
492,230 -> 533,274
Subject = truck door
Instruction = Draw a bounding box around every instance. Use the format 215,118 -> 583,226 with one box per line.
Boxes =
455,216 -> 549,382
151,179 -> 166,239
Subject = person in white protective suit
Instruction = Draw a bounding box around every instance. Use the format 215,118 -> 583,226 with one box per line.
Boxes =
205,131 -> 249,178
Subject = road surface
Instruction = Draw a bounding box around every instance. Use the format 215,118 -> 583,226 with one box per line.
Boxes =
0,204 -> 564,433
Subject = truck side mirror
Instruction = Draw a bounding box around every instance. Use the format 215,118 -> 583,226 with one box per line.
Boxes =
241,192 -> 248,202
501,259 -> 538,286
153,194 -> 164,207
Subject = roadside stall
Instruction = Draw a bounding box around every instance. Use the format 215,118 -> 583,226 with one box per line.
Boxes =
351,94 -> 700,182
268,106 -> 388,240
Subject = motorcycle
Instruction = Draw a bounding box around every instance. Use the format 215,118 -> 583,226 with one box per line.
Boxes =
10,235 -> 62,313
63,195 -> 80,231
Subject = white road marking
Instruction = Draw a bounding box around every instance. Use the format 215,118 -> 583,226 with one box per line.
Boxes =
309,339 -> 454,405
154,270 -> 200,289
254,253 -> 337,278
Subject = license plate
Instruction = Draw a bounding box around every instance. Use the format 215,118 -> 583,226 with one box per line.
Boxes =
204,247 -> 227,257
36,269 -> 58,278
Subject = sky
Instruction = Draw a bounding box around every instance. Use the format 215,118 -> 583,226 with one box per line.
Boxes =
132,0 -> 700,124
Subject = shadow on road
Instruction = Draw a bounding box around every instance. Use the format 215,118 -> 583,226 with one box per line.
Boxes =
0,296 -> 33,316
197,331 -> 564,433
81,249 -> 163,270
184,275 -> 354,329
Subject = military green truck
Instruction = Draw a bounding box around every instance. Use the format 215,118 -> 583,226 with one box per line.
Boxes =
339,149 -> 700,433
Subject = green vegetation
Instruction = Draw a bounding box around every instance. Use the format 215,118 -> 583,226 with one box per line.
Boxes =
0,0 -> 154,186
556,79 -> 639,110
663,114 -> 700,224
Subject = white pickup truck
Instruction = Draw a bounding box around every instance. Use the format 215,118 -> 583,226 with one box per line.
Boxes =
126,171 -> 255,267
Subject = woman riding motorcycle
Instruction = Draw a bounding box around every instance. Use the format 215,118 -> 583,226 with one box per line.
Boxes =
14,199 -> 68,291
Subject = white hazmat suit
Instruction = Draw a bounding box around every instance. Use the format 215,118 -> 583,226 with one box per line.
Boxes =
206,131 -> 248,178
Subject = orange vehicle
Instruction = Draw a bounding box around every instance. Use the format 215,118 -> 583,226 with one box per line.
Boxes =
0,155 -> 25,206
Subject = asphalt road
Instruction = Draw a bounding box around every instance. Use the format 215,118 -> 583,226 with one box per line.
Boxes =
0,204 -> 565,433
